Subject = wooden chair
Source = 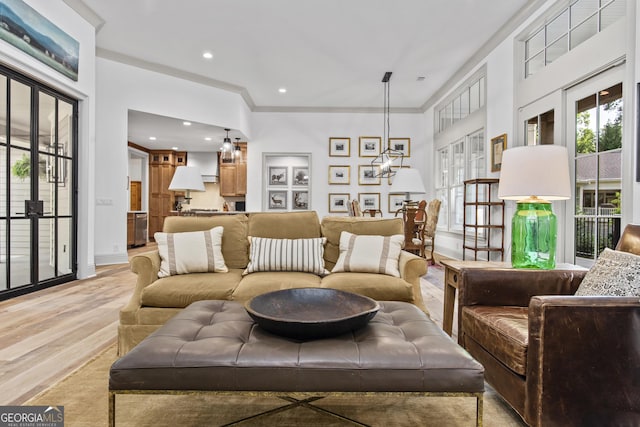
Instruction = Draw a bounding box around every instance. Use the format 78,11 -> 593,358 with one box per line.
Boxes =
413,199 -> 441,264
349,200 -> 363,217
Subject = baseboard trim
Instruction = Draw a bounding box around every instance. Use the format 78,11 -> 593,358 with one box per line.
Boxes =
95,253 -> 129,266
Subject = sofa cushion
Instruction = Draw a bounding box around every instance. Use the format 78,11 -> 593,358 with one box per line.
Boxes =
231,272 -> 322,302
321,272 -> 414,303
155,227 -> 227,277
248,211 -> 321,239
332,231 -> 404,277
141,269 -> 244,308
245,236 -> 328,275
574,248 -> 640,297
321,216 -> 403,270
461,306 -> 529,376
162,214 -> 249,269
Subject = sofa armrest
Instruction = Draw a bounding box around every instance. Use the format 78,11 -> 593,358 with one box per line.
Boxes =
458,268 -> 587,308
399,250 -> 428,311
526,295 -> 640,425
120,251 -> 161,324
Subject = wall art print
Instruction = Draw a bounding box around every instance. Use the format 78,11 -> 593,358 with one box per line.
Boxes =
0,0 -> 80,81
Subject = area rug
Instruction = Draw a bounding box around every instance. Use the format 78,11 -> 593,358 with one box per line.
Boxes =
26,345 -> 525,426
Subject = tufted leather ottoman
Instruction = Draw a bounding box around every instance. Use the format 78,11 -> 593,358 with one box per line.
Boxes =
109,300 -> 484,426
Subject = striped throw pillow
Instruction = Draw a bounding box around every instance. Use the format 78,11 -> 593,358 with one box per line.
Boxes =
155,226 -> 228,277
245,237 -> 328,275
332,231 -> 404,277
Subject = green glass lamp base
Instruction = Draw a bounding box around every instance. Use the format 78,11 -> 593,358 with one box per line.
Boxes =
511,202 -> 557,270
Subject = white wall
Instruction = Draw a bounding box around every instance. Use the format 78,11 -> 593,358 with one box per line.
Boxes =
94,57 -> 252,264
249,112 -> 427,218
0,0 -> 96,278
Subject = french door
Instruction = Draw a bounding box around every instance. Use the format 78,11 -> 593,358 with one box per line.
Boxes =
565,67 -> 624,267
0,65 -> 77,299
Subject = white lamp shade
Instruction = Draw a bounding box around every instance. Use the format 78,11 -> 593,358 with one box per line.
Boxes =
498,145 -> 571,201
169,166 -> 205,192
392,168 -> 426,195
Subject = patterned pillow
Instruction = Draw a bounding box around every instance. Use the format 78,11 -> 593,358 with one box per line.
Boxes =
155,227 -> 228,277
331,231 -> 404,277
244,237 -> 328,275
574,248 -> 640,297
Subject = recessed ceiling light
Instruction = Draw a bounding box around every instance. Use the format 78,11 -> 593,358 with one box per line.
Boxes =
183,121 -> 191,126
205,137 -> 212,141
278,88 -> 287,93
149,136 -> 156,140
202,51 -> 213,59
416,76 -> 426,81
171,146 -> 178,150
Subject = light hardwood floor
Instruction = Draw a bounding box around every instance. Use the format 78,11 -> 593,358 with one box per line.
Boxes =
0,246 -> 451,405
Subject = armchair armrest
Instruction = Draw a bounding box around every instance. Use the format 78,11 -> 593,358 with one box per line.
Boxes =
120,251 -> 161,324
526,295 -> 640,425
399,250 -> 428,311
458,268 -> 587,308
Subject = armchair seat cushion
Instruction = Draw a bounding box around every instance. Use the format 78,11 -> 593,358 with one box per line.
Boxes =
462,306 -> 529,376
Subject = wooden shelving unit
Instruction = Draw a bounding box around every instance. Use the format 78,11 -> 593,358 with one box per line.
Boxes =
462,178 -> 505,261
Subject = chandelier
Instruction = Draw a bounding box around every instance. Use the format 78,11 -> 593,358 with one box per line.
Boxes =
371,71 -> 403,177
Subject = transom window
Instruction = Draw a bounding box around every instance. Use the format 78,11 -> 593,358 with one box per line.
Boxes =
435,76 -> 485,134
524,0 -> 626,78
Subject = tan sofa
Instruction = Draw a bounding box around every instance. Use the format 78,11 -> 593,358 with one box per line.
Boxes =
119,211 -> 428,355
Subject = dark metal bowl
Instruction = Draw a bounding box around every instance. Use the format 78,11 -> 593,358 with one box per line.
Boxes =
244,288 -> 380,340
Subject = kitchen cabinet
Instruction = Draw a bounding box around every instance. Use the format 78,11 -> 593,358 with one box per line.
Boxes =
149,150 -> 186,239
219,143 -> 247,197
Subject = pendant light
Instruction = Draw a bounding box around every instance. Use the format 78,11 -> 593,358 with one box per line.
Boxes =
221,128 -> 233,162
234,137 -> 242,163
371,71 -> 403,177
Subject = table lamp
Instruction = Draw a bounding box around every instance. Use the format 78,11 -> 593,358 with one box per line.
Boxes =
169,166 -> 205,210
391,168 -> 426,206
498,145 -> 571,269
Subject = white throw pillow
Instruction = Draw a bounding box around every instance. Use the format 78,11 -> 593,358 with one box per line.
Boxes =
155,226 -> 228,277
332,231 -> 404,277
574,248 -> 640,297
245,237 -> 328,275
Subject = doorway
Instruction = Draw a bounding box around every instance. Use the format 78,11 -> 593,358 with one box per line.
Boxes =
0,66 -> 77,299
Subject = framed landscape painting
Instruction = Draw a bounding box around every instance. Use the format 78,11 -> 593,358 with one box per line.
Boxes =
329,137 -> 351,157
388,193 -> 406,213
388,138 -> 410,157
358,192 -> 380,211
328,165 -> 350,185
358,165 -> 381,185
328,193 -> 350,213
359,136 -> 381,157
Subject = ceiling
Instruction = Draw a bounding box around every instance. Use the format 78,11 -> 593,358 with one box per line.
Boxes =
66,0 -> 539,151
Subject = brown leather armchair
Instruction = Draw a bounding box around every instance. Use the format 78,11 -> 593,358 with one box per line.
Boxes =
457,224 -> 640,426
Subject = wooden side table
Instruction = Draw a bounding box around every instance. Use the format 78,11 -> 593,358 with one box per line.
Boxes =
439,259 -> 588,337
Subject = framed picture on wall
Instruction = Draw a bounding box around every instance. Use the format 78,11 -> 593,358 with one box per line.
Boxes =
388,193 -> 406,213
292,167 -> 309,186
329,137 -> 351,157
491,133 -> 507,172
358,165 -> 381,185
328,193 -> 350,213
358,193 -> 380,211
328,165 -> 350,185
388,138 -> 410,157
268,166 -> 288,185
359,136 -> 381,157
268,190 -> 287,209
292,191 -> 309,210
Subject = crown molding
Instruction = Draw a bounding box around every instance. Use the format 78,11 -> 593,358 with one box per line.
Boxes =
62,0 -> 105,31
253,106 -> 423,114
96,48 -> 256,110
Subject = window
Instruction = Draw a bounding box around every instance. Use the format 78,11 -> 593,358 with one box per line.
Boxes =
524,0 -> 626,78
435,130 -> 485,233
525,109 -> 555,145
435,76 -> 485,134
